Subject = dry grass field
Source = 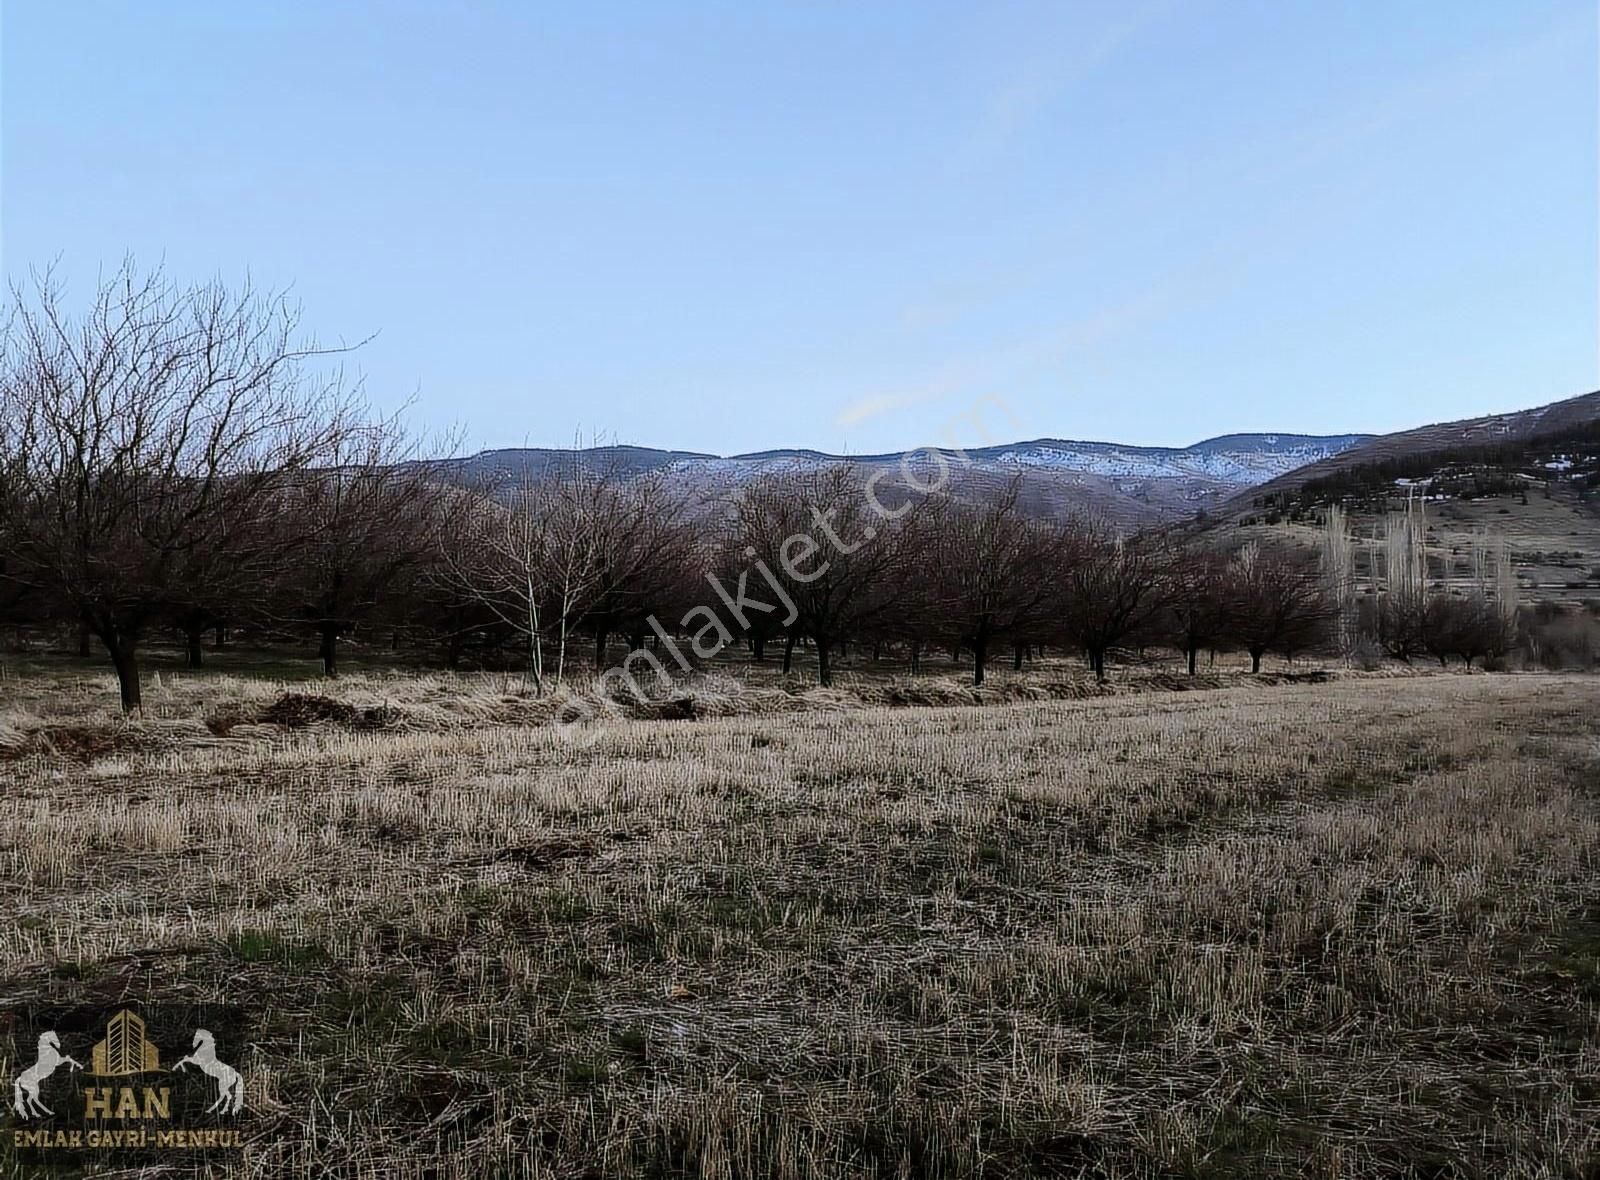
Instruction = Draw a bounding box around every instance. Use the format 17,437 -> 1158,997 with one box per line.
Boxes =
1,665 -> 1598,1177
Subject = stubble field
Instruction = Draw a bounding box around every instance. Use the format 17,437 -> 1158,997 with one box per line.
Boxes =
1,666 -> 1597,1177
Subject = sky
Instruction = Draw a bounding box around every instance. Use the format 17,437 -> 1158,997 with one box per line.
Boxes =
2,1 -> 1596,457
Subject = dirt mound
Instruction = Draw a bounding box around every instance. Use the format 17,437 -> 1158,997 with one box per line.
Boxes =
257,693 -> 397,731
0,724 -> 153,762
865,678 -> 1118,708
1263,669 -> 1333,685
626,695 -> 700,721
1138,673 -> 1226,693
489,829 -> 644,871
204,704 -> 255,736
493,837 -> 599,870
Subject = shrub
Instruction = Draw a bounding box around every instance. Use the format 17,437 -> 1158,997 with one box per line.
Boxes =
1519,608 -> 1600,671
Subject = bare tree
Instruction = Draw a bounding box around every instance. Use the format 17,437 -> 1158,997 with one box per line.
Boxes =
708,537 -> 788,663
925,477 -> 1054,686
269,414 -> 454,676
1369,500 -> 1432,663
419,485 -> 517,669
1055,517 -> 1172,680
1228,542 -> 1334,672
1320,504 -> 1357,658
1168,546 -> 1234,676
733,464 -> 921,686
1417,593 -> 1509,668
162,490 -> 268,668
579,472 -> 696,669
440,454 -> 685,693
443,477 -> 554,692
0,449 -> 41,644
0,262 -> 352,709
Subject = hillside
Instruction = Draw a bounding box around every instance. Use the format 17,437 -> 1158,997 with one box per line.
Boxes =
434,432 -> 1368,526
429,392 -> 1600,539
1213,389 -> 1600,605
1228,389 -> 1600,511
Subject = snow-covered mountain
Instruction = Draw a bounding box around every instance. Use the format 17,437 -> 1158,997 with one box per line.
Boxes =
944,434 -> 1369,484
438,432 -> 1369,525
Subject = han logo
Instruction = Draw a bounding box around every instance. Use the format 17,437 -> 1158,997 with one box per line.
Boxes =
7,1004 -> 250,1160
92,1009 -> 161,1076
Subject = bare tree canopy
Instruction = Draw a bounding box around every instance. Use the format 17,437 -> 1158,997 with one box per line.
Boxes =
0,271 -> 1530,695
0,261 -> 357,708
438,453 -> 695,694
267,413 -> 458,676
733,464 -> 926,686
923,476 -> 1055,686
1054,516 -> 1174,681
1228,542 -> 1335,673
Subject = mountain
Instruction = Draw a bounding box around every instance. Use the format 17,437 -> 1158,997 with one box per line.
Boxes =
436,432 -> 1370,525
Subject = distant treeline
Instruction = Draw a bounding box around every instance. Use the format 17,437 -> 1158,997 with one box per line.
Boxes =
0,263 -> 1350,709
1,264 -> 1585,711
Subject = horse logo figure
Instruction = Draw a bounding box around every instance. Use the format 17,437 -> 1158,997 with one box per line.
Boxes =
173,1030 -> 244,1115
11,1031 -> 84,1118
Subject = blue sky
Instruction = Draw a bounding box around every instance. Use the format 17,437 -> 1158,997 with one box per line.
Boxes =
2,1 -> 1595,455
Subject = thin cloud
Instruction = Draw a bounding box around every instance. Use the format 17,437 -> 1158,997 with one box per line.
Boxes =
834,390 -> 937,428
961,0 -> 1177,167
832,281 -> 1180,439
886,4 -> 1588,423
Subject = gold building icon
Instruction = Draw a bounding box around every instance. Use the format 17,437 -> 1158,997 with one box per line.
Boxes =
90,1009 -> 161,1075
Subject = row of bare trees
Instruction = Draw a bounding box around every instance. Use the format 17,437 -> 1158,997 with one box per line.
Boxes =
0,265 -> 1423,710
1349,501 -> 1517,668
707,465 -> 1336,687
0,263 -> 462,708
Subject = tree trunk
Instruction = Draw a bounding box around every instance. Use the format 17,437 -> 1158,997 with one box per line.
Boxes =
319,624 -> 340,677
1012,644 -> 1023,671
1187,643 -> 1198,676
972,635 -> 989,686
594,629 -> 608,670
214,624 -> 227,650
753,634 -> 766,662
528,636 -> 545,695
1089,647 -> 1106,681
108,634 -> 142,713
782,633 -> 795,673
816,635 -> 832,686
910,639 -> 921,674
1250,648 -> 1264,674
184,625 -> 204,669
77,623 -> 91,658
872,641 -> 881,661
